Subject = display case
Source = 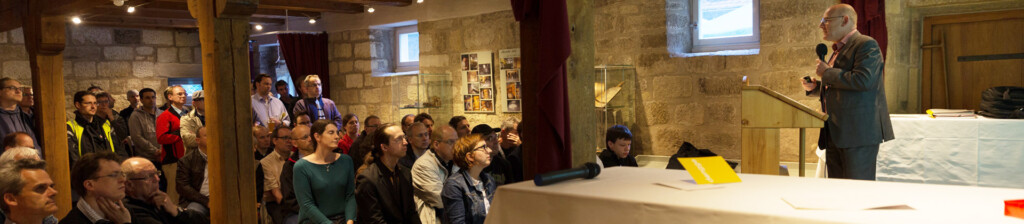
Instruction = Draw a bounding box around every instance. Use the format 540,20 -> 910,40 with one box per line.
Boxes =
391,73 -> 453,123
594,65 -> 636,152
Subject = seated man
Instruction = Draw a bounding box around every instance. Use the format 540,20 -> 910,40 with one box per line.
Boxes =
355,124 -> 420,224
278,125 -> 313,224
399,122 -> 431,169
177,127 -> 210,216
0,159 -> 58,224
60,152 -> 132,224
261,126 -> 293,222
2,132 -> 38,157
598,125 -> 637,168
411,125 -> 459,224
123,157 -> 209,223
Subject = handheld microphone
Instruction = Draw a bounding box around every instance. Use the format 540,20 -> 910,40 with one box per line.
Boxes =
534,162 -> 601,186
816,43 -> 828,62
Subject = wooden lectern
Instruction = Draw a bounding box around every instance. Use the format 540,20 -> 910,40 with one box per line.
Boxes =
740,85 -> 828,176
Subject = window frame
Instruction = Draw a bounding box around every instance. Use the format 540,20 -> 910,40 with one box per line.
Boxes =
689,0 -> 761,53
394,25 -> 419,73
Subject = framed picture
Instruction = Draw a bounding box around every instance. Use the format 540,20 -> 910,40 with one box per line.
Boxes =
499,48 -> 522,113
462,51 -> 495,113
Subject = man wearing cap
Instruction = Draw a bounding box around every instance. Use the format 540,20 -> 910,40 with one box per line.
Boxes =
181,90 -> 206,154
472,124 -> 516,185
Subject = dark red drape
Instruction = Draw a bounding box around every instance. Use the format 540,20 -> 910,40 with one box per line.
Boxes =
277,32 -> 331,97
513,0 -> 573,178
842,0 -> 887,59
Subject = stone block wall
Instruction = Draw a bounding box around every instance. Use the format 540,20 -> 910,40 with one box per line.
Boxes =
0,26 -> 203,119
329,11 -> 522,126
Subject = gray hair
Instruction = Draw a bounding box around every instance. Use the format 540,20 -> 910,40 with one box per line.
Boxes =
0,147 -> 40,163
303,74 -> 321,86
0,159 -> 47,213
126,89 -> 139,96
501,117 -> 520,131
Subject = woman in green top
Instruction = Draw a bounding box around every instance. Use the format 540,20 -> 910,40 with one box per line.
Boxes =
294,119 -> 358,224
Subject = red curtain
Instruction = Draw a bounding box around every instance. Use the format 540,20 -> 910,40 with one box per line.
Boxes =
842,0 -> 887,59
277,33 -> 331,97
513,0 -> 573,178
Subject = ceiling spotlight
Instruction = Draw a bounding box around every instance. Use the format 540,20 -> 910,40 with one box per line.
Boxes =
112,0 -> 124,6
254,24 -> 263,31
367,7 -> 375,13
127,6 -> 135,13
417,0 -> 423,3
308,18 -> 316,24
71,17 -> 82,24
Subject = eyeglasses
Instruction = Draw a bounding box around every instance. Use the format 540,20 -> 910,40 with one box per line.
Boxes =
1,86 -> 22,92
472,145 -> 489,152
820,16 -> 843,24
128,172 -> 161,181
92,172 -> 126,180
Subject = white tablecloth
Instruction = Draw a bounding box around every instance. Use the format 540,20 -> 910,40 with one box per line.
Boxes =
878,114 -> 1024,188
486,167 -> 1024,223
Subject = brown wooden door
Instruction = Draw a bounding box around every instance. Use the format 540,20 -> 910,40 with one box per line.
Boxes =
922,9 -> 1024,112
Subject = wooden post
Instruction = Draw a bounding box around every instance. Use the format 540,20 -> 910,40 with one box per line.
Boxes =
566,0 -> 597,167
188,0 -> 258,223
22,1 -> 72,217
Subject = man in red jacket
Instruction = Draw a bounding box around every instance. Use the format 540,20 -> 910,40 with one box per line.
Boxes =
156,85 -> 189,203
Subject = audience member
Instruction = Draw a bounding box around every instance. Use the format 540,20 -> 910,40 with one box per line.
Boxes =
411,125 -> 458,224
95,92 -> 132,158
442,134 -> 495,224
499,118 -> 523,184
181,90 -> 206,153
176,127 -> 210,216
399,122 -> 431,169
252,74 -> 291,128
598,125 -> 637,168
252,126 -> 272,161
278,125 -> 313,224
60,152 -> 132,224
355,123 -> 420,224
413,113 -> 434,136
2,132 -> 36,158
18,87 -> 33,118
68,91 -> 128,169
86,86 -> 103,93
335,113 -> 359,155
275,80 -> 298,122
472,124 -> 513,185
156,86 -> 189,202
447,116 -> 470,138
349,115 -> 380,174
123,157 -> 209,223
261,126 -> 293,222
0,159 -> 58,224
293,120 -> 356,224
1,146 -> 41,162
129,88 -> 162,165
400,114 -> 415,134
293,112 -> 311,128
292,75 -> 343,128
0,78 -> 41,153
120,90 -> 140,124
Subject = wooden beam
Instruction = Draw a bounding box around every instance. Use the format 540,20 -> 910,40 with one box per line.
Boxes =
0,0 -> 26,32
164,0 -> 363,13
80,6 -> 285,28
330,0 -> 412,7
188,0 -> 257,223
22,0 -> 72,218
83,15 -> 199,29
566,0 -> 597,167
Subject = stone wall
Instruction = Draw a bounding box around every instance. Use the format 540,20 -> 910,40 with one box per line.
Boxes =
0,26 -> 203,118
329,11 -> 522,126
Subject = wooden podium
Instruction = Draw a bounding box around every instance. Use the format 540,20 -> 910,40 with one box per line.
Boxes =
740,85 -> 827,176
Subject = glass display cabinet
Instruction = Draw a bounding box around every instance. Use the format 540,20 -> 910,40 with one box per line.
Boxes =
594,65 -> 636,152
391,73 -> 453,123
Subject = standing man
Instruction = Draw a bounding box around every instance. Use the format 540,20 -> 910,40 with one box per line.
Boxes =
0,78 -> 40,154
67,91 -> 128,168
156,86 -> 189,201
181,91 -> 206,154
130,88 -> 162,171
802,4 -> 894,180
95,92 -> 132,158
120,90 -> 140,124
276,80 -> 298,122
18,87 -> 33,119
292,75 -> 343,128
252,74 -> 291,128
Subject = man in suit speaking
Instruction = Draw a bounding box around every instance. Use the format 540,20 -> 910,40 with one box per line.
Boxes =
801,4 -> 894,180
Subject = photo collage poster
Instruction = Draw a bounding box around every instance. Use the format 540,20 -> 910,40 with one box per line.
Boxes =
461,51 -> 495,113
499,49 -> 521,113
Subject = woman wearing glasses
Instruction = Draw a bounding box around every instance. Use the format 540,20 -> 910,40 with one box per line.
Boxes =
441,134 -> 495,224
294,120 -> 357,224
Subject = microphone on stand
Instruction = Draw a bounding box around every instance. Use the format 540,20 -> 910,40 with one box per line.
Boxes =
533,162 -> 601,186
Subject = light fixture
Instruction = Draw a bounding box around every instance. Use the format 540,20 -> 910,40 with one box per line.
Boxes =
308,18 -> 316,24
367,7 -> 375,13
254,24 -> 263,31
71,17 -> 82,24
417,0 -> 423,3
112,0 -> 124,6
127,6 -> 135,13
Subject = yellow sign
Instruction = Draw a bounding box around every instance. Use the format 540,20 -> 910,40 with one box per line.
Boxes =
677,156 -> 742,184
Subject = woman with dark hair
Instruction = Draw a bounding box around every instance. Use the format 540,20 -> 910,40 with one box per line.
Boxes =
293,120 -> 357,224
336,113 -> 359,155
354,123 -> 421,223
442,134 -> 495,224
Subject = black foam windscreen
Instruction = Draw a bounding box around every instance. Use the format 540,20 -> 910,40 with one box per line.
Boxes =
816,43 -> 828,62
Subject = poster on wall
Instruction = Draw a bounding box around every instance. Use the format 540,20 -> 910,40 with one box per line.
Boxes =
462,51 -> 495,113
499,48 -> 522,113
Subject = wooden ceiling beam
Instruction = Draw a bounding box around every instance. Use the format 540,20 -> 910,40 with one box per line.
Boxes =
156,0 -> 363,14
81,15 -> 199,29
330,0 -> 412,7
0,0 -> 26,32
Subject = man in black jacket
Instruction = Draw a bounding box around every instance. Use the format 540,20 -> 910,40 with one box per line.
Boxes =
598,125 -> 638,168
122,157 -> 208,224
176,127 -> 209,216
278,125 -> 312,224
60,152 -> 132,224
68,91 -> 129,170
355,124 -> 420,224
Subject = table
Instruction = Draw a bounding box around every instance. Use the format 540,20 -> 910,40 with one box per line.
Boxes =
878,114 -> 1024,188
486,167 -> 1024,223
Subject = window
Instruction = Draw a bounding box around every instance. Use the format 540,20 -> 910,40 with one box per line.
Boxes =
167,78 -> 203,106
395,25 -> 419,72
690,0 -> 759,52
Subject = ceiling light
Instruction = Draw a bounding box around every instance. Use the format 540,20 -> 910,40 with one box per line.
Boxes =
308,18 -> 316,24
112,0 -> 124,6
367,7 -> 375,13
417,0 -> 423,3
127,6 -> 135,13
71,17 -> 82,24
254,24 -> 263,31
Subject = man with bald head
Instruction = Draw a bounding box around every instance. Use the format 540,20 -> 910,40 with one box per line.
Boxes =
411,125 -> 458,224
123,157 -> 209,223
801,4 -> 893,180
277,125 -> 312,224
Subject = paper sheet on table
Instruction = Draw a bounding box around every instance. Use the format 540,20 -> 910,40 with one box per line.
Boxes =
781,195 -> 914,210
655,180 -> 725,191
